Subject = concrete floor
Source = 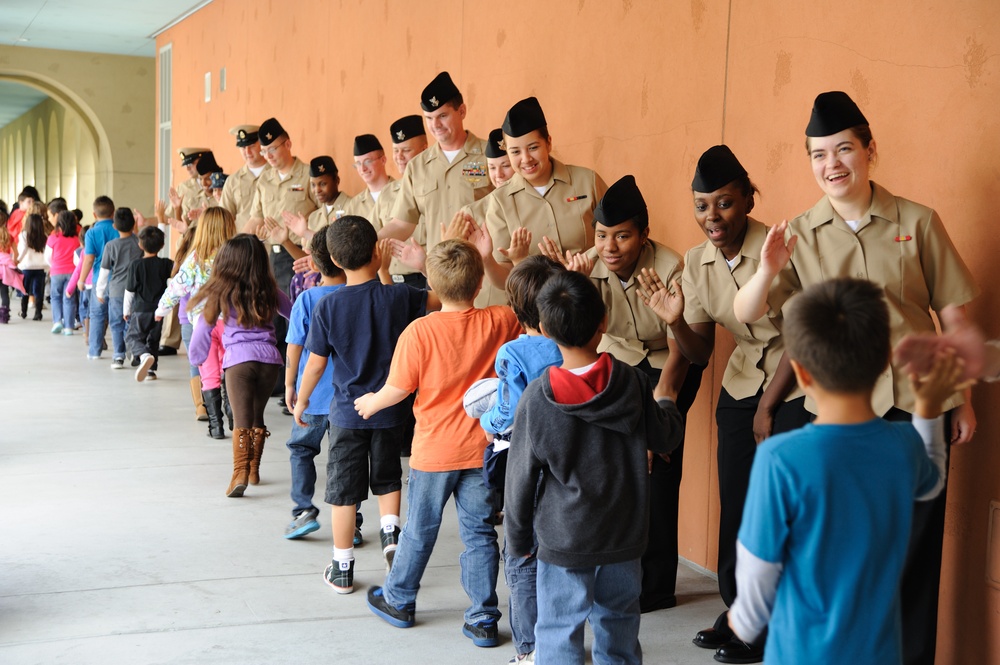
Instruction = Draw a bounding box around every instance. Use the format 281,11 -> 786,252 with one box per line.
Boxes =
0,317 -> 727,665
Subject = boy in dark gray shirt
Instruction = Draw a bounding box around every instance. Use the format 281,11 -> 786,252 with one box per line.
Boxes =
97,208 -> 142,369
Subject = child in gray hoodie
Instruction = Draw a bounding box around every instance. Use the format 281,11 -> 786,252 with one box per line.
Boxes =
505,270 -> 683,665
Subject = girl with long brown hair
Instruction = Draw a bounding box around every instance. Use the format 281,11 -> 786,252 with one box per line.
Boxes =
188,234 -> 291,497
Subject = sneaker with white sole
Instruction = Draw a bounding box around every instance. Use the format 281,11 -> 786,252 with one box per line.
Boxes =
323,559 -> 354,594
146,370 -> 157,380
111,357 -> 125,370
509,651 -> 535,664
135,353 -> 155,382
51,323 -> 63,334
380,525 -> 401,571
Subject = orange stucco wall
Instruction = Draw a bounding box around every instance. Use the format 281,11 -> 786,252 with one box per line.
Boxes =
157,1 -> 1000,660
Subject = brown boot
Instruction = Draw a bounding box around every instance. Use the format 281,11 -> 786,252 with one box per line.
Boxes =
226,428 -> 253,497
249,427 -> 269,485
190,377 -> 209,421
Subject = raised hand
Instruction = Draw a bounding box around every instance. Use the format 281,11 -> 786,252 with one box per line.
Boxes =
441,211 -> 474,242
263,217 -> 289,245
637,268 -> 684,325
391,238 -> 426,272
760,219 -> 797,275
467,220 -> 494,259
565,251 -> 594,275
281,210 -> 309,239
499,227 -> 531,264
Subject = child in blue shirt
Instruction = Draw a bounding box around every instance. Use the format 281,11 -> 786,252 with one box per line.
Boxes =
477,255 -> 565,665
729,278 -> 966,665
293,216 -> 428,595
282,228 -> 345,539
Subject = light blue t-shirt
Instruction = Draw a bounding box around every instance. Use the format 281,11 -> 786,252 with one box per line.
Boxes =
480,334 -> 562,435
286,284 -> 342,416
738,419 -> 939,665
83,218 -> 119,285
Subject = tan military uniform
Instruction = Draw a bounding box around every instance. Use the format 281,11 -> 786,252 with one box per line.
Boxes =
165,177 -> 202,220
590,240 -> 683,368
486,159 -> 607,264
390,131 -> 493,252
463,192 -> 509,308
220,163 -> 268,228
781,181 -> 978,415
682,219 -> 801,401
305,192 -> 353,242
344,176 -> 397,231
249,157 -> 319,247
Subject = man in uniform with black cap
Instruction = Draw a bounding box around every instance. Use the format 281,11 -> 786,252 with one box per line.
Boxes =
280,156 -> 352,248
187,152 -> 224,221
167,148 -> 211,224
379,72 -> 493,257
247,117 -> 319,295
220,125 -> 268,228
344,134 -> 396,231
389,115 -> 428,177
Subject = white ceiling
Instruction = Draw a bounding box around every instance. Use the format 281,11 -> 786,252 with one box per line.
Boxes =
0,0 -> 207,129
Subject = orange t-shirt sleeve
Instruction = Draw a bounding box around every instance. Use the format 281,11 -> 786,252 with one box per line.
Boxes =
386,323 -> 421,395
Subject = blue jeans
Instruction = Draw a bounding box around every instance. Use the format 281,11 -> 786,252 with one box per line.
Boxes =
504,538 -> 538,654
535,558 -> 642,665
88,292 -> 109,357
49,273 -> 76,330
181,321 -> 199,378
287,412 -> 328,515
108,296 -> 127,359
383,468 -> 500,625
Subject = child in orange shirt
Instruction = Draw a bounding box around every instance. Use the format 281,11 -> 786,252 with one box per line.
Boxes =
355,239 -> 521,648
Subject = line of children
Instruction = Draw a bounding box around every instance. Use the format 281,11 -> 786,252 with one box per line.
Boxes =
46,210 -> 81,334
97,208 -> 142,369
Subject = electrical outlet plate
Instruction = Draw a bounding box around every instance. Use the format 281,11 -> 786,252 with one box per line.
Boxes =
988,501 -> 1000,589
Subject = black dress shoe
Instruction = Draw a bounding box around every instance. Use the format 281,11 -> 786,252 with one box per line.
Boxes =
158,345 -> 178,356
693,627 -> 733,650
714,639 -> 764,664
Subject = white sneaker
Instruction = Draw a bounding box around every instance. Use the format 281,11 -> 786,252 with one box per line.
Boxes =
135,353 -> 155,382
509,652 -> 534,664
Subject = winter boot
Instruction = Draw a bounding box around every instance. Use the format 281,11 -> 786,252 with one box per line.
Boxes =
226,428 -> 253,497
249,427 -> 270,485
220,371 -> 234,431
0,306 -> 8,324
202,388 -> 226,439
190,377 -> 209,421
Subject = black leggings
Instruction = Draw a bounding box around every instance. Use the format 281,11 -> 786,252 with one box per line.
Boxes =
224,361 -> 282,429
21,269 -> 45,316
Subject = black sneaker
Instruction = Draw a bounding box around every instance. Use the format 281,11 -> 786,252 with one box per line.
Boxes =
323,559 -> 354,594
353,526 -> 363,546
367,586 -> 414,628
146,371 -> 157,380
463,620 -> 500,647
380,525 -> 401,571
111,358 -> 125,370
284,508 -> 320,540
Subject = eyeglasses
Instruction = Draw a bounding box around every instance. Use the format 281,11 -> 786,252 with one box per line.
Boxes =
353,158 -> 382,170
261,140 -> 288,156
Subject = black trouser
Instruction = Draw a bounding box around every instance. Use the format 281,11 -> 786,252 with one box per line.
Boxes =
885,407 -> 952,665
225,361 -> 283,429
271,246 -> 292,392
0,284 -> 9,308
715,390 -> 811,607
637,359 -> 705,612
126,310 -> 163,367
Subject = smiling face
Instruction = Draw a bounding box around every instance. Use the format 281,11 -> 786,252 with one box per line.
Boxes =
595,219 -> 649,281
487,155 -> 515,188
393,135 -> 427,175
310,174 -> 339,204
423,102 -> 466,151
693,180 -> 752,261
354,150 -> 387,187
261,137 -> 293,171
807,128 -> 875,203
504,129 -> 553,187
239,142 -> 265,168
